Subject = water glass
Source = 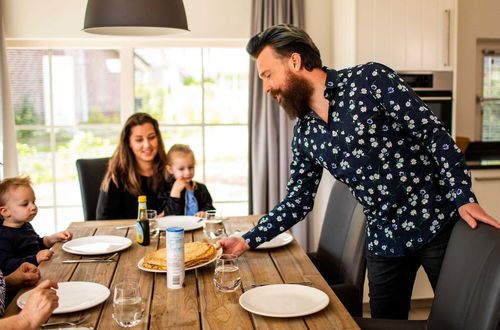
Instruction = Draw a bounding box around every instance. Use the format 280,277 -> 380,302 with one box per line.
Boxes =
112,282 -> 145,327
203,209 -> 226,241
147,209 -> 158,234
213,254 -> 241,292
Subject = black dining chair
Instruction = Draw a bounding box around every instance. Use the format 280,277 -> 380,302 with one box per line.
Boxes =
76,157 -> 109,220
307,180 -> 367,316
355,220 -> 500,330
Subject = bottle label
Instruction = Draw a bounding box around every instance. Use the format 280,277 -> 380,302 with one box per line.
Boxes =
136,221 -> 144,243
166,227 -> 185,289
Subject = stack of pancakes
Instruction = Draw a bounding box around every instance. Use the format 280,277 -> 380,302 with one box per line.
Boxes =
142,241 -> 217,271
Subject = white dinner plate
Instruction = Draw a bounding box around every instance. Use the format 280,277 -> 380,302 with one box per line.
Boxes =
137,246 -> 222,273
156,215 -> 204,231
62,235 -> 132,255
17,281 -> 110,314
256,232 -> 294,249
239,284 -> 329,318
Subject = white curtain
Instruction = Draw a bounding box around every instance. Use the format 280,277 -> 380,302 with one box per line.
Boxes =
249,0 -> 309,248
0,6 -> 18,179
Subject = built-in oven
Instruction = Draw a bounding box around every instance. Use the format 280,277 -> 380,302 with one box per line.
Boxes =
398,71 -> 453,134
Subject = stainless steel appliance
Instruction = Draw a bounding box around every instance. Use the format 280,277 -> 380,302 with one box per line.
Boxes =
398,71 -> 453,134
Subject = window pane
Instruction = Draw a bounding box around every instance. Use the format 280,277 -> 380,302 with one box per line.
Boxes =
30,208 -> 56,237
16,129 -> 53,207
7,49 -> 48,125
135,48 -> 202,124
205,126 -> 248,202
55,127 -> 121,206
51,49 -> 121,125
57,207 -> 85,230
482,100 -> 500,141
483,55 -> 500,140
214,202 -> 249,217
203,48 -> 249,124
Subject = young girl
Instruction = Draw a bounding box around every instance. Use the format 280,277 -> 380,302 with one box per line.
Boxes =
157,144 -> 214,217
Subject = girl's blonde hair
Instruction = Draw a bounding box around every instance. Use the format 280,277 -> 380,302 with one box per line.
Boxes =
0,176 -> 33,205
166,144 -> 197,187
101,113 -> 167,195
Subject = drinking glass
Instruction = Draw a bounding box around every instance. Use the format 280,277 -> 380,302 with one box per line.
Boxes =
213,254 -> 241,292
112,282 -> 145,327
203,209 -> 226,241
147,210 -> 158,235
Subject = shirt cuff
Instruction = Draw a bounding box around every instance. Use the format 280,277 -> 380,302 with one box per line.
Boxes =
452,186 -> 477,209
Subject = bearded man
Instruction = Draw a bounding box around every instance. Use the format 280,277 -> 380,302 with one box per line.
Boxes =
217,24 -> 499,320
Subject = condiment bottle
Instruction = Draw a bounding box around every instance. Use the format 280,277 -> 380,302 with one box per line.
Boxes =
136,195 -> 150,246
166,227 -> 185,289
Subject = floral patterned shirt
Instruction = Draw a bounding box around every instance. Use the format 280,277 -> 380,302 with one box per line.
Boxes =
0,269 -> 5,317
243,62 -> 476,257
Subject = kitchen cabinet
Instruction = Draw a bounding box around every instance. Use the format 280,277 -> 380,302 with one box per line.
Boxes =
356,0 -> 455,71
471,169 -> 500,219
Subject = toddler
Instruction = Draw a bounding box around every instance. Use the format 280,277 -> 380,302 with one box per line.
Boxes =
0,176 -> 73,275
157,144 -> 215,216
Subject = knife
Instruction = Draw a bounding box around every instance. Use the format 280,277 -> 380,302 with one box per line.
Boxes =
250,281 -> 313,288
62,259 -> 116,264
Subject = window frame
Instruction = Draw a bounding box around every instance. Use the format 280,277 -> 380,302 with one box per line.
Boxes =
6,39 -> 250,229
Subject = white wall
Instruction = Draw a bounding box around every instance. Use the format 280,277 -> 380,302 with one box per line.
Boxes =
455,0 -> 500,139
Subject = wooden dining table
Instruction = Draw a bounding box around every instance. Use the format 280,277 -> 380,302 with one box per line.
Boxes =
5,215 -> 360,329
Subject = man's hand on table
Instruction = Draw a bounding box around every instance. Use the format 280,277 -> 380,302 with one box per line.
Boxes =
5,262 -> 41,291
216,237 -> 250,256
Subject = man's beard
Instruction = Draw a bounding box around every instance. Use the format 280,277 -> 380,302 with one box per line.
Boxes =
270,71 -> 314,120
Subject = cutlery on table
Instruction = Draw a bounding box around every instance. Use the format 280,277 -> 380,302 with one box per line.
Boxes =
41,313 -> 90,327
62,252 -> 118,264
115,224 -> 135,229
250,281 -> 313,288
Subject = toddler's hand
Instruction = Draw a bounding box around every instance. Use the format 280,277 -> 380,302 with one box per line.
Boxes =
194,211 -> 207,218
56,230 -> 73,242
36,249 -> 54,263
170,178 -> 188,198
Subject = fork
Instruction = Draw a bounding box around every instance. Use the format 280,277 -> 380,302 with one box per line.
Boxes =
41,313 -> 90,327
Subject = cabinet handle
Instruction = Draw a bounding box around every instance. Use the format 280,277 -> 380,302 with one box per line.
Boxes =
443,9 -> 451,67
475,177 -> 500,182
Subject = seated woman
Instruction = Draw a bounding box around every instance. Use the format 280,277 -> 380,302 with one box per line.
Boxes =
96,113 -> 168,219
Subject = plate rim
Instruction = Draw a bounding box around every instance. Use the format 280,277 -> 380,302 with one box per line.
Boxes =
137,245 -> 222,273
156,215 -> 203,231
17,281 -> 110,314
238,283 -> 329,318
256,232 -> 294,249
62,235 -> 132,255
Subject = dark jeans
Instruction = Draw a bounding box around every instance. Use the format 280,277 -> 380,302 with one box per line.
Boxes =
366,219 -> 457,319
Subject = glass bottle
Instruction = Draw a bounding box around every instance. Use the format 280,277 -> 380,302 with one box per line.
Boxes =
136,195 -> 150,246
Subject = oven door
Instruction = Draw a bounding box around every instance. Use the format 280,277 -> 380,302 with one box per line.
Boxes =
420,96 -> 453,133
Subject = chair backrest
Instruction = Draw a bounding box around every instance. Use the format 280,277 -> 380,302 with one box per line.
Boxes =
428,221 -> 500,330
76,157 -> 109,220
316,180 -> 367,293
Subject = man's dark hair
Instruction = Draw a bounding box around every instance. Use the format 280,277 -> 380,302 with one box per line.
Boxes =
246,24 -> 322,71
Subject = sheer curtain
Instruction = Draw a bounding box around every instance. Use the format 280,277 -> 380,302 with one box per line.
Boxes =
0,7 -> 18,178
248,0 -> 309,247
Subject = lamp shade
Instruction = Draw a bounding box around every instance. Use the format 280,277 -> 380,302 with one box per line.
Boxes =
83,0 -> 189,36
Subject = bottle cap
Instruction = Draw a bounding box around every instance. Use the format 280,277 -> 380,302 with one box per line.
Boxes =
138,195 -> 147,203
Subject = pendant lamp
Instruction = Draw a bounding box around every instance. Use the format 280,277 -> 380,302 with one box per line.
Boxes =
83,0 -> 189,36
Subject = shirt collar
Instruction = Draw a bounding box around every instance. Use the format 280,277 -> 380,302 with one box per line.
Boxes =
323,66 -> 340,101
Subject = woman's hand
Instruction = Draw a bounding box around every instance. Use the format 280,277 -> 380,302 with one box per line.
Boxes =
4,262 -> 40,291
18,280 -> 59,329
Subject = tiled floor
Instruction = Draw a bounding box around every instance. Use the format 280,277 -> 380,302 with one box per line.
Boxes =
362,299 -> 432,320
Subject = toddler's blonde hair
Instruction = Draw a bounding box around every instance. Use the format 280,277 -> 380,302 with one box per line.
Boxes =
0,176 -> 33,205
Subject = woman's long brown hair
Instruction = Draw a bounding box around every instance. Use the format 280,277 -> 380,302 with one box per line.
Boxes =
100,113 -> 167,195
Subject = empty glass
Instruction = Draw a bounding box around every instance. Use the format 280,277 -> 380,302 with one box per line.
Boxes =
112,282 -> 145,327
147,210 -> 158,235
203,209 -> 226,242
213,254 -> 241,292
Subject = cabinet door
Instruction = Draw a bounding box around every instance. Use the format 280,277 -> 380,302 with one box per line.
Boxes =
471,169 -> 500,220
356,0 -> 455,70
